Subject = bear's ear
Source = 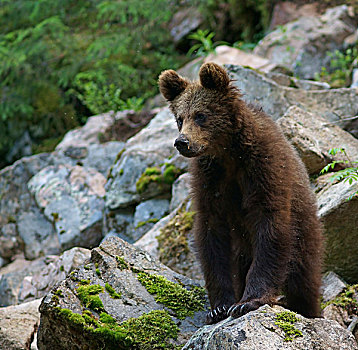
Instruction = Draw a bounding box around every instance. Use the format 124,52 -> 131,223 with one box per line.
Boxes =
158,70 -> 188,101
199,62 -> 230,91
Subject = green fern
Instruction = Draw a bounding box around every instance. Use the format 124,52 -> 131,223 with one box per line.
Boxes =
320,148 -> 358,200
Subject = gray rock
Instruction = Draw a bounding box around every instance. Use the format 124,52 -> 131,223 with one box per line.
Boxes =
170,173 -> 191,212
321,271 -> 347,303
254,5 -> 356,79
105,150 -> 164,209
82,142 -> 125,176
37,236 -> 208,349
134,210 -> 178,258
55,113 -> 115,151
169,7 -> 202,43
104,208 -> 135,243
316,175 -> 358,283
183,304 -> 358,350
226,64 -> 358,134
105,108 -> 188,210
0,153 -> 51,229
28,164 -> 105,251
0,223 -> 22,261
132,198 -> 170,242
0,153 -> 57,263
277,106 -> 358,174
292,78 -> 331,91
263,73 -> 331,91
351,68 -> 358,88
0,299 -> 41,350
0,248 -> 90,307
17,209 -> 60,260
135,201 -> 202,281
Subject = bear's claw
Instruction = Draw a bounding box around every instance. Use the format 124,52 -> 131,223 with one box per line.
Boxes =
206,305 -> 229,324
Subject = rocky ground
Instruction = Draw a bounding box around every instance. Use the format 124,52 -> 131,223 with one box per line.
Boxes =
1,3 -> 358,349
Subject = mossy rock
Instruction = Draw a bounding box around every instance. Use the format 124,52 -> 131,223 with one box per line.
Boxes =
38,236 -> 208,349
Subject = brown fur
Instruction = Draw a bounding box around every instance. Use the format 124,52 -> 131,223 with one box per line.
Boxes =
158,63 -> 323,324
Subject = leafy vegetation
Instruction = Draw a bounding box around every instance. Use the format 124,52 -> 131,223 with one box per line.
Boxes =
320,148 -> 358,200
187,29 -> 227,57
314,46 -> 358,87
0,0 -> 185,164
321,284 -> 358,315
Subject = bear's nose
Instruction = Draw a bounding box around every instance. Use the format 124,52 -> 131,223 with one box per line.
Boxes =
174,135 -> 189,152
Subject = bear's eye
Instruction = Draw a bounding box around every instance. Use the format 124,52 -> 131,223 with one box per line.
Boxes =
194,113 -> 207,126
176,117 -> 183,130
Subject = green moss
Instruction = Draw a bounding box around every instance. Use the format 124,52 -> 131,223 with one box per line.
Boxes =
70,271 -> 79,282
275,311 -> 303,342
51,212 -> 59,221
56,307 -> 179,349
119,169 -> 124,176
157,205 -> 195,267
82,311 -> 100,328
136,167 -> 161,194
135,218 -> 159,229
321,284 -> 358,315
162,164 -> 182,185
76,284 -> 104,312
96,268 -> 101,277
137,272 -> 205,319
99,312 -> 117,325
105,283 -> 121,299
121,310 -> 179,349
56,308 -> 86,327
136,164 -> 183,194
51,295 -> 60,304
80,279 -> 91,285
59,265 -> 64,272
7,215 -> 16,224
116,256 -> 129,270
54,289 -> 64,297
115,148 -> 126,163
84,264 -> 91,270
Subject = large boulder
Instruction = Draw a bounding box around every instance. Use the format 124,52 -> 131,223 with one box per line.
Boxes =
37,236 -> 208,349
226,64 -> 358,136
28,164 -> 106,252
105,108 -> 188,210
0,247 -> 90,307
277,106 -> 358,174
183,305 -> 357,350
254,5 -> 356,79
0,299 -> 41,350
316,174 -> 358,283
0,154 -> 54,262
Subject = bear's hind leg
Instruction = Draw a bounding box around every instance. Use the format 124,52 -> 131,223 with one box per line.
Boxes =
285,262 -> 321,318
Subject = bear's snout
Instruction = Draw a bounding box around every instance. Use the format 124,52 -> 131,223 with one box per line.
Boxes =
174,134 -> 200,158
174,134 -> 189,151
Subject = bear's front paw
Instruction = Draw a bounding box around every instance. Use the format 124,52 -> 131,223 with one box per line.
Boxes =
206,305 -> 230,324
227,299 -> 264,318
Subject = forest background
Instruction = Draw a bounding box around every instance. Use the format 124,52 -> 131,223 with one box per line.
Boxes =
0,0 -> 354,168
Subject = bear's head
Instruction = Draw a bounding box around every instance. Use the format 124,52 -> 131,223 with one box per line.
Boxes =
158,62 -> 240,158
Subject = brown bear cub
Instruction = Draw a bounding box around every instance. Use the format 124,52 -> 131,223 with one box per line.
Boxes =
158,63 -> 323,324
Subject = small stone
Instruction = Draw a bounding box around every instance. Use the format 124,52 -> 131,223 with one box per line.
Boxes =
321,271 -> 347,303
